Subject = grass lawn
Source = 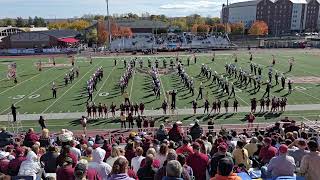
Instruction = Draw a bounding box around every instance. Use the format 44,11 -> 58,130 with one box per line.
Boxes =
0,49 -> 320,118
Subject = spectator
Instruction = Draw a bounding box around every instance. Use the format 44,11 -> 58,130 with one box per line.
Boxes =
108,157 -> 134,180
284,121 -> 300,133
259,137 -> 277,165
155,149 -> 191,180
267,122 -> 281,134
102,140 -> 112,160
23,128 -> 39,147
39,128 -> 50,148
106,146 -> 125,167
0,150 -> 10,174
40,145 -> 59,173
168,123 -> 183,143
8,147 -> 26,176
266,144 -> 295,177
240,129 -> 250,138
244,137 -> 258,158
176,137 -> 193,157
156,124 -> 168,142
70,140 -> 81,160
163,160 -> 183,180
140,148 -> 160,169
210,143 -> 233,177
88,146 -> 112,180
56,145 -> 78,168
210,158 -> 242,180
232,141 -> 250,170
208,119 -> 214,131
18,150 -> 41,180
74,162 -> 88,180
156,143 -> 168,167
56,157 -> 75,180
75,159 -> 100,180
81,147 -> 93,161
187,142 -> 209,180
124,142 -> 135,166
288,139 -> 309,166
59,129 -> 74,145
0,127 -> 13,147
177,154 -> 193,179
300,140 -> 320,180
189,120 -> 203,140
131,147 -> 145,173
201,136 -> 212,154
137,154 -> 156,180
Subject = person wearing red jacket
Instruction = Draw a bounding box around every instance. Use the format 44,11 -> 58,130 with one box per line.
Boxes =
187,142 -> 209,180
23,128 -> 39,147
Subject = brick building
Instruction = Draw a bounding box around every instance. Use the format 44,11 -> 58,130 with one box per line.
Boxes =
221,0 -> 320,34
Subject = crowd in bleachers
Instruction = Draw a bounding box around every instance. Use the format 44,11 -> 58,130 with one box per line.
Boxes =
110,33 -> 232,52
0,117 -> 318,180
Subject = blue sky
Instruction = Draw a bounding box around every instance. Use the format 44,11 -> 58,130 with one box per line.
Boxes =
0,0 -> 240,18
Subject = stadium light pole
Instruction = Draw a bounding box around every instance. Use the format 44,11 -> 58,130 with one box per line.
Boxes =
106,0 -> 112,47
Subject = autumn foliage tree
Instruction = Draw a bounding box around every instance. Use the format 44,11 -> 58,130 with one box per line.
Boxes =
249,21 -> 268,35
48,20 -> 90,31
97,21 -> 109,45
230,22 -> 244,35
191,24 -> 210,33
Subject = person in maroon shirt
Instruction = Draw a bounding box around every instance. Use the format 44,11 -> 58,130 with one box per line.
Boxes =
0,151 -> 10,174
176,137 -> 194,158
74,162 -> 101,180
56,145 -> 78,168
259,137 -> 277,165
56,157 -> 75,180
168,123 -> 183,143
125,142 -> 136,166
102,140 -> 112,161
187,142 -> 209,180
23,128 -> 39,147
8,148 -> 26,176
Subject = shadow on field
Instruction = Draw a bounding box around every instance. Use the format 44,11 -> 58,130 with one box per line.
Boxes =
36,97 -> 53,103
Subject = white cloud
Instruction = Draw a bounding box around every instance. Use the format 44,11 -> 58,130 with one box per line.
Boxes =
160,1 -> 219,10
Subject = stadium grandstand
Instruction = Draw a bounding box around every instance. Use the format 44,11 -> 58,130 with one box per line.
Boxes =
0,115 -> 318,179
110,33 -> 234,52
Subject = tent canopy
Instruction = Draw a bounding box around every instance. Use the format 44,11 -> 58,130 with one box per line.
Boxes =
58,37 -> 79,43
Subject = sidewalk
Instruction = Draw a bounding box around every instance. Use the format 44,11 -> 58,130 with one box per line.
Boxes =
1,104 -> 320,122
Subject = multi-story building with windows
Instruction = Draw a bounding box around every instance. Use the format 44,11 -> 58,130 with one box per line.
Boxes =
221,0 -> 320,34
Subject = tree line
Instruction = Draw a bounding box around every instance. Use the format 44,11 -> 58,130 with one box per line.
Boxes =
0,17 -> 47,27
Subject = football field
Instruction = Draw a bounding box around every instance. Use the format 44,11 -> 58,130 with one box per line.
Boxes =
1,49 -> 320,118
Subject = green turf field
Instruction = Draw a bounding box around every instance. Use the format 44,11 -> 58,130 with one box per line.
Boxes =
1,49 -> 320,116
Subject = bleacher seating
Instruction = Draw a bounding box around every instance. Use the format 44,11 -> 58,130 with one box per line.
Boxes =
110,33 -> 234,52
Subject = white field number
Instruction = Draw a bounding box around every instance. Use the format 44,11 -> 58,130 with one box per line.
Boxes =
9,94 -> 41,100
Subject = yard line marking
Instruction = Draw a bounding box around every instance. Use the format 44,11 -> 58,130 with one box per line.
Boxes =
129,70 -> 136,100
0,69 -> 69,114
159,75 -> 167,101
41,61 -> 103,114
93,67 -> 116,101
0,68 -> 55,96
